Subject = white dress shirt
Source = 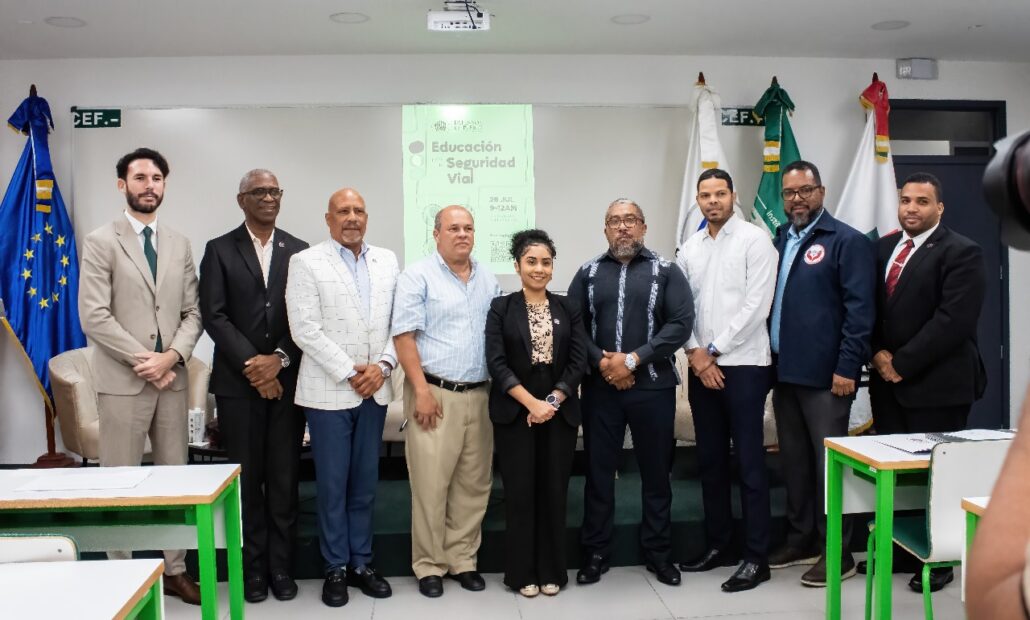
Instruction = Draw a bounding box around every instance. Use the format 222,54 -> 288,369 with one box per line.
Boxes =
245,224 -> 274,287
885,222 -> 940,281
676,214 -> 778,367
124,210 -> 157,252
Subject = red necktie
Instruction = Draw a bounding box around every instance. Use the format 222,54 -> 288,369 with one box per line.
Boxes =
885,239 -> 914,298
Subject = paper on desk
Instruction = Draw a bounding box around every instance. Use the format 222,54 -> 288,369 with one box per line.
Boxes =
943,428 -> 1014,441
875,434 -> 938,454
875,428 -> 1015,454
14,469 -> 153,492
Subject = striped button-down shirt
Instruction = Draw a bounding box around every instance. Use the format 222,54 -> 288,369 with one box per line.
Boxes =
391,251 -> 500,382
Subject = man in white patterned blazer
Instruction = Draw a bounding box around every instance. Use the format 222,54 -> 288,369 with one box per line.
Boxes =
285,187 -> 397,608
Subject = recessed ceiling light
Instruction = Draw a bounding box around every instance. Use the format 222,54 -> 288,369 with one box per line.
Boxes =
611,14 -> 650,26
44,16 -> 86,28
329,12 -> 370,24
871,20 -> 910,31
968,24 -> 984,30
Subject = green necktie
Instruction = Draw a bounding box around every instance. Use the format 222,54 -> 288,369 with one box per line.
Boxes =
143,226 -> 162,352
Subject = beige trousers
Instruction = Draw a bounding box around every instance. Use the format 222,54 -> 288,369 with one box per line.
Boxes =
98,382 -> 189,575
404,381 -> 493,579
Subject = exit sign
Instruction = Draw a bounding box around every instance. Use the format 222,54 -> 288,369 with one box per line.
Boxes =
72,107 -> 121,128
721,107 -> 764,127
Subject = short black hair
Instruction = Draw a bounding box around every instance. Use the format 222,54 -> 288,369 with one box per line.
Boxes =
902,172 -> 944,202
782,159 -> 822,186
510,229 -> 556,261
697,168 -> 734,192
116,147 -> 169,180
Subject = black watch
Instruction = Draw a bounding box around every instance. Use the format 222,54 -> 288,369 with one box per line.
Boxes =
706,343 -> 721,358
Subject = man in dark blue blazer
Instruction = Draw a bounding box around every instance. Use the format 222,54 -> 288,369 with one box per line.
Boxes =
869,172 -> 986,593
199,169 -> 308,603
766,161 -> 876,587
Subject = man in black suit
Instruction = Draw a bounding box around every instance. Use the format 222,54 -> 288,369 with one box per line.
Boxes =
199,169 -> 309,603
869,171 -> 987,593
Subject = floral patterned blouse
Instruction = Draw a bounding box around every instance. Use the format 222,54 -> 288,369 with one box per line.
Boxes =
526,300 -> 554,364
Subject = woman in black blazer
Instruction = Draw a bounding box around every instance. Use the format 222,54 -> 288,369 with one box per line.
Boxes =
485,229 -> 588,597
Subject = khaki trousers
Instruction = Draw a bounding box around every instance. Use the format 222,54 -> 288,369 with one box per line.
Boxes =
98,382 -> 189,575
404,381 -> 493,579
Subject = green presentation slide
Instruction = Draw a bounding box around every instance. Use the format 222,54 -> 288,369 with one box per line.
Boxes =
402,104 -> 535,273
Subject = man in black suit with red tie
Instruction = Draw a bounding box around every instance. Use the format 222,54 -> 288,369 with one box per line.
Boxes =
199,169 -> 309,603
869,171 -> 987,593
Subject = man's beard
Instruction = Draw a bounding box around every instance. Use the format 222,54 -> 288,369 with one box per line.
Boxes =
789,206 -> 822,229
126,191 -> 162,214
609,237 -> 644,260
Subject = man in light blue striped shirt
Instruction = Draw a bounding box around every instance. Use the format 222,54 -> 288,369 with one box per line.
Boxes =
392,205 -> 500,598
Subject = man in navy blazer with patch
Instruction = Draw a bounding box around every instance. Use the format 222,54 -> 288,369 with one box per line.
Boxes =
199,169 -> 308,603
765,160 -> 876,587
869,172 -> 986,593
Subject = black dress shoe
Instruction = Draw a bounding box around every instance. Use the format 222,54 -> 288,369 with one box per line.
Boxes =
322,569 -> 349,607
419,575 -> 444,598
348,566 -> 392,598
646,563 -> 682,586
270,571 -> 297,601
576,553 -> 609,585
244,575 -> 268,603
679,548 -> 738,573
447,571 -> 486,591
908,567 -> 954,593
721,561 -> 771,592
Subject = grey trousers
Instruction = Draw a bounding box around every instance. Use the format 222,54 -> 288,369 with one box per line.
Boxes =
772,382 -> 854,554
98,383 -> 189,575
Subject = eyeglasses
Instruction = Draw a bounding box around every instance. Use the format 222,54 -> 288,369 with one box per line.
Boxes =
605,216 -> 643,229
241,187 -> 284,199
780,185 -> 821,201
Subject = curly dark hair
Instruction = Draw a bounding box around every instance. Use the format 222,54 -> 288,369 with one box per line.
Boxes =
509,228 -> 556,261
116,147 -> 169,180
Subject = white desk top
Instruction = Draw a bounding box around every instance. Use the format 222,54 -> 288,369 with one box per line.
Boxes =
824,435 -> 931,471
0,558 -> 163,618
0,464 -> 240,509
962,496 -> 990,516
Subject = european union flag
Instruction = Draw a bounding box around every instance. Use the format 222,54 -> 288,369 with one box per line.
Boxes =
0,93 -> 86,406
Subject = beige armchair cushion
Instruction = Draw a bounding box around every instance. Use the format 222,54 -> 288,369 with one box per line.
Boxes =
48,347 -> 212,461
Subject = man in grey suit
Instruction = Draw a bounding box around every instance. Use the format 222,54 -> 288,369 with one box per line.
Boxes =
78,147 -> 204,605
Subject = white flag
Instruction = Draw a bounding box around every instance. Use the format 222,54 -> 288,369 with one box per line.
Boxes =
835,77 -> 900,241
676,77 -> 742,247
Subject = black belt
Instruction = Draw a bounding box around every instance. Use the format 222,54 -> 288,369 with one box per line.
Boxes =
424,373 -> 488,393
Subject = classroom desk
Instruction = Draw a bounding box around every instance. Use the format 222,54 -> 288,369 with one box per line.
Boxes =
0,558 -> 165,619
961,495 -> 989,601
0,464 -> 243,620
824,436 -> 932,620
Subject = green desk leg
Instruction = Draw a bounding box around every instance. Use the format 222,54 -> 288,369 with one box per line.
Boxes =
195,502 -> 219,620
126,577 -> 163,620
966,511 -> 979,553
826,448 -> 844,620
223,478 -> 245,620
873,469 -> 896,620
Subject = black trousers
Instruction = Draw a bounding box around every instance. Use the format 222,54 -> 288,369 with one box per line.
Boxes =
772,382 -> 854,553
688,366 -> 772,562
216,394 -> 306,577
494,365 -> 577,588
869,376 -> 971,434
580,378 -> 676,566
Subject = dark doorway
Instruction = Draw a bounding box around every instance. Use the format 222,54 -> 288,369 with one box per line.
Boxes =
892,100 -> 1009,428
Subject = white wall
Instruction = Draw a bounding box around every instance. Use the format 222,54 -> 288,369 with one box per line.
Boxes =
1,53 -> 1028,462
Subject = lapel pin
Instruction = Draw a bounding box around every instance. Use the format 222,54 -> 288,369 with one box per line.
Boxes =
926,242 -> 935,248
553,319 -> 560,325
278,241 -> 285,248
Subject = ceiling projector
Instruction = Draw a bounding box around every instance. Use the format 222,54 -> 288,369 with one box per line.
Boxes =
428,1 -> 490,31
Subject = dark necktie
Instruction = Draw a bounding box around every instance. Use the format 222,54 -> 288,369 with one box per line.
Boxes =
143,226 -> 162,351
885,239 -> 914,298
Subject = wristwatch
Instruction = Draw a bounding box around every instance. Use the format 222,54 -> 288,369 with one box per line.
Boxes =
545,393 -> 562,409
378,361 -> 393,378
624,353 -> 638,371
706,343 -> 721,358
274,348 -> 290,368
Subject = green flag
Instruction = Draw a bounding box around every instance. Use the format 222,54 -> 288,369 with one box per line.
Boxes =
751,80 -> 801,234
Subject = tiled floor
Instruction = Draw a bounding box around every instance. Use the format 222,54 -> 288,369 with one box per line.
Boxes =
164,557 -> 967,619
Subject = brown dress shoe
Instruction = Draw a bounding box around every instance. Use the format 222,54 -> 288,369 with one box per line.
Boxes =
164,573 -> 202,606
